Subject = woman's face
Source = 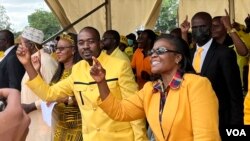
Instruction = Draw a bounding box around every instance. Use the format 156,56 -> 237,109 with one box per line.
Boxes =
20,37 -> 38,54
150,39 -> 181,74
55,38 -> 75,63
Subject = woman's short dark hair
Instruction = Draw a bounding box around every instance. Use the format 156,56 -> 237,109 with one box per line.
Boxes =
156,34 -> 195,76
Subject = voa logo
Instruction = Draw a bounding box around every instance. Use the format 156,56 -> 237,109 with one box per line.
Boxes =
226,129 -> 246,136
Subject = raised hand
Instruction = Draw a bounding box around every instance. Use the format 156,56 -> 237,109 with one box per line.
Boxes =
180,15 -> 190,33
90,56 -> 106,83
16,38 -> 39,80
31,50 -> 41,71
16,38 -> 32,66
245,14 -> 250,30
221,9 -> 232,30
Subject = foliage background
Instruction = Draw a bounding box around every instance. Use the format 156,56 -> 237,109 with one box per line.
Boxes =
28,9 -> 61,40
0,5 -> 12,31
154,0 -> 179,33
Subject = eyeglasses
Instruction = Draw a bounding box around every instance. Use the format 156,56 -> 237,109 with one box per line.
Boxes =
148,47 -> 180,56
55,46 -> 74,51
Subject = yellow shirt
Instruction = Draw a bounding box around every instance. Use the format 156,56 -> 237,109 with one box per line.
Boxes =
0,51 -> 4,57
110,47 -> 130,63
26,52 -> 148,141
0,51 -> 4,62
125,46 -> 134,60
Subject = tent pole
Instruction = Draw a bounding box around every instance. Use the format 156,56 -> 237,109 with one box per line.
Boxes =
228,0 -> 235,23
105,0 -> 112,30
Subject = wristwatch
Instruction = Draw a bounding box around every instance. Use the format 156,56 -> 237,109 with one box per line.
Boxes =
227,28 -> 237,34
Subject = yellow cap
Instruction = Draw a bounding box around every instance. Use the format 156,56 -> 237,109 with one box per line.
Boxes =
120,35 -> 128,46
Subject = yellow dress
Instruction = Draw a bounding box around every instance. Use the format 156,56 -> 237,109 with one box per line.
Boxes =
51,69 -> 83,141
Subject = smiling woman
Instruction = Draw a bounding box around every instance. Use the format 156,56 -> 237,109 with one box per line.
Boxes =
90,34 -> 221,141
1,0 -> 50,31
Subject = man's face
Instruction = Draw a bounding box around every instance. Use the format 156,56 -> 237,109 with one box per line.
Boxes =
101,32 -> 115,50
191,17 -> 211,45
137,32 -> 149,49
0,33 -> 7,51
212,18 -> 226,39
77,29 -> 101,62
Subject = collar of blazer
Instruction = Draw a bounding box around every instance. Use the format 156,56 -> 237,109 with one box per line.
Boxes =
147,84 -> 180,141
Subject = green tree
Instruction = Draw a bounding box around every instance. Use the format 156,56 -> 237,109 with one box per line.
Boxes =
0,5 -> 12,30
28,9 -> 61,40
155,0 -> 178,33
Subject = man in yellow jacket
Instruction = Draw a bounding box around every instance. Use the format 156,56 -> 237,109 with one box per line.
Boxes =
16,26 -> 148,141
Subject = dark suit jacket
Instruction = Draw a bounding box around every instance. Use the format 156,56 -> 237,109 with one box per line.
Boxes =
190,40 -> 244,126
0,46 -> 25,91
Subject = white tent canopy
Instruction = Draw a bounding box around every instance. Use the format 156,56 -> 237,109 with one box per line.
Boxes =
178,0 -> 250,27
45,0 -> 162,36
44,0 -> 250,43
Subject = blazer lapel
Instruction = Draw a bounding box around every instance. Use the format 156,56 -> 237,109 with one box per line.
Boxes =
161,89 -> 180,140
147,91 -> 165,141
200,41 -> 216,75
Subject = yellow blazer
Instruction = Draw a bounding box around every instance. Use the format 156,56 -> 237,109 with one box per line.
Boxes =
26,52 -> 148,141
244,65 -> 250,124
244,92 -> 250,124
99,73 -> 221,141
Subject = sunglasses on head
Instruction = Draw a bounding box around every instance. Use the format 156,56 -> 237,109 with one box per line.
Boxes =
148,47 -> 180,56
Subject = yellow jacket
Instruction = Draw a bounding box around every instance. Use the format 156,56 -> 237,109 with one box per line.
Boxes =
244,62 -> 250,124
26,52 -> 148,141
244,91 -> 250,124
99,74 -> 221,141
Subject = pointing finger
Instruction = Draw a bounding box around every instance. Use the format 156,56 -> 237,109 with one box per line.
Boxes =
185,15 -> 188,21
92,56 -> 101,67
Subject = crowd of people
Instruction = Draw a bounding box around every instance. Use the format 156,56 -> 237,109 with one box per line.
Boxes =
1,10 -> 250,141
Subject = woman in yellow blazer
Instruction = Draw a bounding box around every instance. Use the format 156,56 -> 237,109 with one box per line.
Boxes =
90,34 -> 221,141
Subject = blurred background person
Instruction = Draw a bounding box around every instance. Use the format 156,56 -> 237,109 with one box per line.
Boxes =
0,29 -> 25,91
20,26 -> 58,141
131,29 -> 157,89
